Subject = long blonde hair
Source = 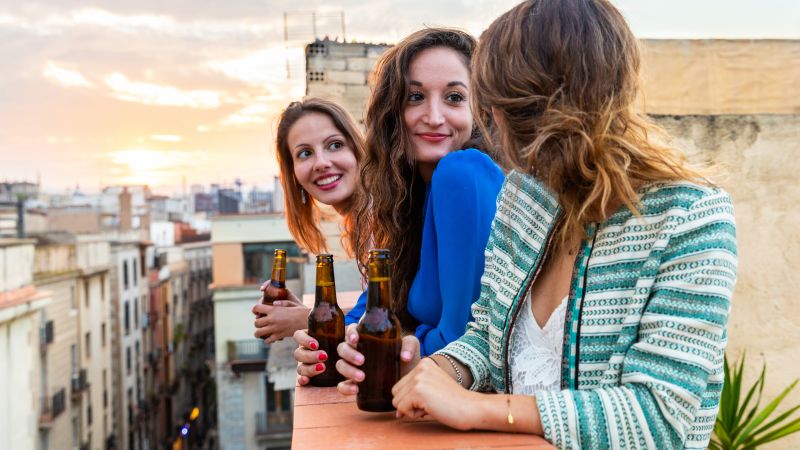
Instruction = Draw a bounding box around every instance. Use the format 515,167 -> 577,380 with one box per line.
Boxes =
473,0 -> 706,248
275,98 -> 366,255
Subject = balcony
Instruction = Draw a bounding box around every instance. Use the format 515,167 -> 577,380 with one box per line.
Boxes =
227,340 -> 269,374
71,369 -> 89,399
39,388 -> 66,428
255,410 -> 293,438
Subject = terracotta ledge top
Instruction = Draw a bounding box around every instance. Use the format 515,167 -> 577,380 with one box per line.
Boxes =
292,385 -> 555,450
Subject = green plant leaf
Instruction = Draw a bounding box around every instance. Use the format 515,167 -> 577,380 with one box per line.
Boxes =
732,379 -> 799,447
736,362 -> 766,421
750,404 -> 800,439
731,363 -> 767,438
746,417 -> 800,447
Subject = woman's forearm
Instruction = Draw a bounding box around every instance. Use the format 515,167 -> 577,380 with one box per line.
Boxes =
469,392 -> 543,435
428,354 -> 474,388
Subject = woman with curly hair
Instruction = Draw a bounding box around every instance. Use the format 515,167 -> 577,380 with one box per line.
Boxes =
385,1 -> 737,449
293,27 -> 505,384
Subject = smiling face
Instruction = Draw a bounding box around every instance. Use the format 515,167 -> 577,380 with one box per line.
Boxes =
402,46 -> 473,181
288,112 -> 358,209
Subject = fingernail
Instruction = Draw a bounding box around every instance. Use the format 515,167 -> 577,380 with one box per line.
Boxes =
349,334 -> 357,344
401,351 -> 411,361
318,352 -> 328,362
309,341 -> 318,350
350,385 -> 357,394
354,354 -> 364,364
355,370 -> 364,381
315,363 -> 324,372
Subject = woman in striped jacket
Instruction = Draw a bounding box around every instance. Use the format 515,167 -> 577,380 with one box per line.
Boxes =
385,1 -> 738,448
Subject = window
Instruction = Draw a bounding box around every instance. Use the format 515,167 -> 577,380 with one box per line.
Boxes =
87,403 -> 93,426
85,332 -> 91,359
70,286 -> 76,311
242,242 -> 301,284
124,301 -> 130,335
84,280 -> 89,308
72,416 -> 79,447
134,297 -> 139,329
126,347 -> 132,375
123,260 -> 129,290
266,379 -> 292,413
103,369 -> 108,408
101,323 -> 106,347
132,259 -> 138,286
70,344 -> 78,374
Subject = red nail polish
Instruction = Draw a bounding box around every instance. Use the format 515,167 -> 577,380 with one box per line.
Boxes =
315,363 -> 324,372
318,352 -> 328,361
309,341 -> 318,350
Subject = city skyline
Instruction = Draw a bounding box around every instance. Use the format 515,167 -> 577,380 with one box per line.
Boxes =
1,0 -> 798,195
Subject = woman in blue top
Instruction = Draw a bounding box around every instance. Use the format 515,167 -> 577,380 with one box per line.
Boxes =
292,28 -> 504,385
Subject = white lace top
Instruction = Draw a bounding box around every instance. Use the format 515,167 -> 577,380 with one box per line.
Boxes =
508,293 -> 568,395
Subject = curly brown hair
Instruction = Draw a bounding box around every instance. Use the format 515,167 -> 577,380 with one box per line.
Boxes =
473,0 -> 706,250
275,97 -> 366,256
350,28 -> 477,330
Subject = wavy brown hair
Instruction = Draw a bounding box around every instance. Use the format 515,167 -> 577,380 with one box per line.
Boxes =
473,0 -> 706,249
275,98 -> 366,256
350,28 -> 476,330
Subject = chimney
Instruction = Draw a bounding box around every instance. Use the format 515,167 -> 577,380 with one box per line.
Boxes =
119,186 -> 132,231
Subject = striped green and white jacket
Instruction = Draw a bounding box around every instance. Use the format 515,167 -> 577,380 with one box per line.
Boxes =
437,172 -> 737,450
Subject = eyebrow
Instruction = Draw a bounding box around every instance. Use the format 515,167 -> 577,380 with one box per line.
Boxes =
293,134 -> 344,150
408,80 -> 468,89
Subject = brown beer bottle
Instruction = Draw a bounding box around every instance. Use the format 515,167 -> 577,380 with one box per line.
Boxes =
258,249 -> 288,318
307,254 -> 345,387
356,249 -> 401,412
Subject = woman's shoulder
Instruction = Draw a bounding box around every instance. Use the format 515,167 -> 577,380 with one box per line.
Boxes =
432,149 -> 504,187
638,180 -> 733,214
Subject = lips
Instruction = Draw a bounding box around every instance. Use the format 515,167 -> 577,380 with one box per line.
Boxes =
314,174 -> 343,191
417,132 -> 450,143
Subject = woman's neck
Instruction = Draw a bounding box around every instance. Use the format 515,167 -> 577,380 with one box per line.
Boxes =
332,195 -> 354,217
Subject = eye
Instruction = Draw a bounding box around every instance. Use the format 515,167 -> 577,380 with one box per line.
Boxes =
446,91 -> 466,103
408,91 -> 424,103
296,148 -> 312,160
328,141 -> 344,151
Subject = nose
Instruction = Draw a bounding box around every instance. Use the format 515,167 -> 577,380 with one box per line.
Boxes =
423,99 -> 445,127
313,150 -> 332,171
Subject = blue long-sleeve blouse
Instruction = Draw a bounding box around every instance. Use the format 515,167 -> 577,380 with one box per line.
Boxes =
344,149 -> 504,356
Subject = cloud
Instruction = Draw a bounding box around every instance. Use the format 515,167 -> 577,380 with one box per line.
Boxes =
43,61 -> 92,88
149,135 -> 183,142
206,47 -> 306,87
104,73 -> 221,109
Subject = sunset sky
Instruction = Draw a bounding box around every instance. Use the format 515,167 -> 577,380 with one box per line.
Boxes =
1,0 -> 798,195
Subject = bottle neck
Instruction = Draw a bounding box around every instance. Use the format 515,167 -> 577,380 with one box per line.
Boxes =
314,262 -> 337,306
366,260 -> 391,310
271,257 -> 286,286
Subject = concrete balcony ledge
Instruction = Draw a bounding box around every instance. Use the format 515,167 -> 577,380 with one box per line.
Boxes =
291,385 -> 555,449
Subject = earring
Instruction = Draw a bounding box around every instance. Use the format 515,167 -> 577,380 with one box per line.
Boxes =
300,187 -> 307,204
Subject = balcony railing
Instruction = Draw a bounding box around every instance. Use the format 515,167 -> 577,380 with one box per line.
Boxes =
255,410 -> 293,437
227,340 -> 269,374
71,369 -> 89,398
39,388 -> 66,428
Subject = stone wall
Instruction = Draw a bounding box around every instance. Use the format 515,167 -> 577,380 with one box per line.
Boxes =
305,39 -> 390,124
655,114 -> 800,448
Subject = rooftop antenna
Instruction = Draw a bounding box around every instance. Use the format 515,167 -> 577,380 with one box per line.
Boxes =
283,11 -> 346,78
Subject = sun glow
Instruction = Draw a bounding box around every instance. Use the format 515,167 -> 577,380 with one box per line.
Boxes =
108,149 -> 197,188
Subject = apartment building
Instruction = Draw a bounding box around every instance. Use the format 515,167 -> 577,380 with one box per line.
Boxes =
0,238 -> 52,450
211,214 -> 303,450
33,235 -> 82,450
110,238 -> 150,450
